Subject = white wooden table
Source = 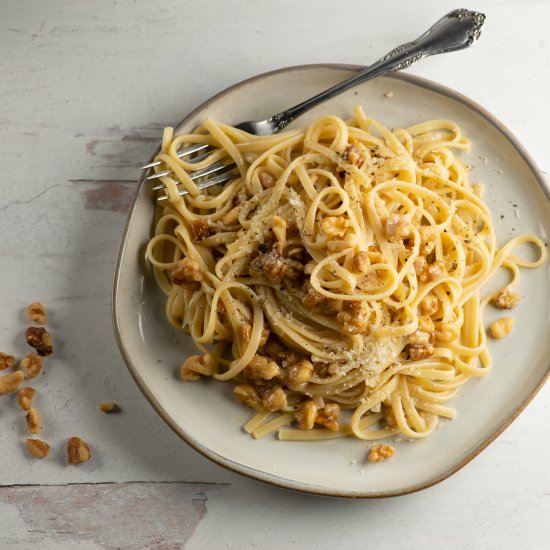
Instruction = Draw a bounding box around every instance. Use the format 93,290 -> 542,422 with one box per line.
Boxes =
1,1 -> 549,548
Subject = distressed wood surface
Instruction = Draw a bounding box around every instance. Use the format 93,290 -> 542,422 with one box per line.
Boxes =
1,0 -> 550,548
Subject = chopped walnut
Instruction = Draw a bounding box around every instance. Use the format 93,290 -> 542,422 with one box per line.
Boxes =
67,437 -> 91,464
435,322 -> 459,342
0,352 -> 15,371
97,402 -> 121,413
234,384 -> 264,413
418,294 -> 439,316
489,317 -> 514,339
419,226 -> 438,255
26,408 -> 41,434
249,249 -> 288,284
368,444 -> 395,462
385,215 -> 411,240
18,387 -> 36,411
315,403 -> 340,431
26,302 -> 47,325
259,171 -> 276,188
295,400 -> 318,429
222,205 -> 241,226
342,143 -> 364,167
262,337 -> 285,360
368,248 -> 386,264
320,216 -> 349,239
414,258 -> 445,283
312,362 -> 331,378
0,371 -> 25,395
287,360 -> 313,385
352,251 -> 370,273
408,316 -> 435,360
302,283 -> 342,314
20,352 -> 42,379
26,438 -> 50,459
244,355 -> 280,380
191,220 -> 215,241
261,385 -> 287,412
172,258 -> 201,284
272,216 -> 287,244
493,287 -> 521,309
179,354 -> 214,380
240,323 -> 252,345
25,327 -> 53,356
337,301 -> 370,335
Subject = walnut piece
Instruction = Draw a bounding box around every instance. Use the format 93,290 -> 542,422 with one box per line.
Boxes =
26,302 -> 47,325
385,215 -> 411,240
320,216 -> 349,239
337,301 -> 369,335
249,249 -> 288,284
234,384 -> 264,413
67,437 -> 91,464
26,408 -> 41,434
240,323 -> 252,345
352,251 -> 370,273
18,387 -> 36,411
259,328 -> 270,347
0,371 -> 25,395
493,287 -> 521,309
418,294 -> 439,316
489,317 -> 514,339
191,220 -> 215,241
172,258 -> 201,285
302,283 -> 342,314
342,143 -> 364,167
261,386 -> 287,412
368,444 -> 395,462
20,352 -> 42,379
408,316 -> 435,360
414,258 -> 445,283
26,438 -> 50,459
0,352 -> 16,370
287,360 -> 314,385
295,400 -> 318,430
180,354 -> 214,380
25,327 -> 53,356
98,402 -> 121,413
244,355 -> 280,380
315,403 -> 340,431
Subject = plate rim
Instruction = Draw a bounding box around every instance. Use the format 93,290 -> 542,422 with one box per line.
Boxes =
112,63 -> 550,498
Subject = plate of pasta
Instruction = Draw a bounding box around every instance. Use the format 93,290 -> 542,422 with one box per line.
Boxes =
113,64 -> 550,497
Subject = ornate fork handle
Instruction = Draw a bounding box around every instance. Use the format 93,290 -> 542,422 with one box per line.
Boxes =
269,9 -> 485,133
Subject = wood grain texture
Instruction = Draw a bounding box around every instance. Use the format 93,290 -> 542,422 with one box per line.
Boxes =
0,482 -> 218,549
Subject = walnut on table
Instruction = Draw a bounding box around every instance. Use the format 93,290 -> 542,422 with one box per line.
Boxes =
26,438 -> 50,459
0,352 -> 16,370
67,437 -> 91,464
97,402 -> 121,413
26,408 -> 41,434
18,387 -> 36,411
26,302 -> 47,325
0,371 -> 25,395
25,327 -> 53,356
20,352 -> 42,379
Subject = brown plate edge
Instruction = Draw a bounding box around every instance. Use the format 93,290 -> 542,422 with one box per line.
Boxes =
112,63 -> 550,499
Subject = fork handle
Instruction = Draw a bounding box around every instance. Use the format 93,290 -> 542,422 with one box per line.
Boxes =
269,9 -> 485,132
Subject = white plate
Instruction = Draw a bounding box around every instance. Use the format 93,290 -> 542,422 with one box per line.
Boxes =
113,65 -> 550,497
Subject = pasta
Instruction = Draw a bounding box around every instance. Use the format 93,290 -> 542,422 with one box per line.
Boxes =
146,106 -> 547,442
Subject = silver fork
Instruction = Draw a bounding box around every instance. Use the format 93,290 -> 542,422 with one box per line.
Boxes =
143,9 -> 485,202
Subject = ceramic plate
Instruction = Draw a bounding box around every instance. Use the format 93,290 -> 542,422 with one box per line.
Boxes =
113,65 -> 550,497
